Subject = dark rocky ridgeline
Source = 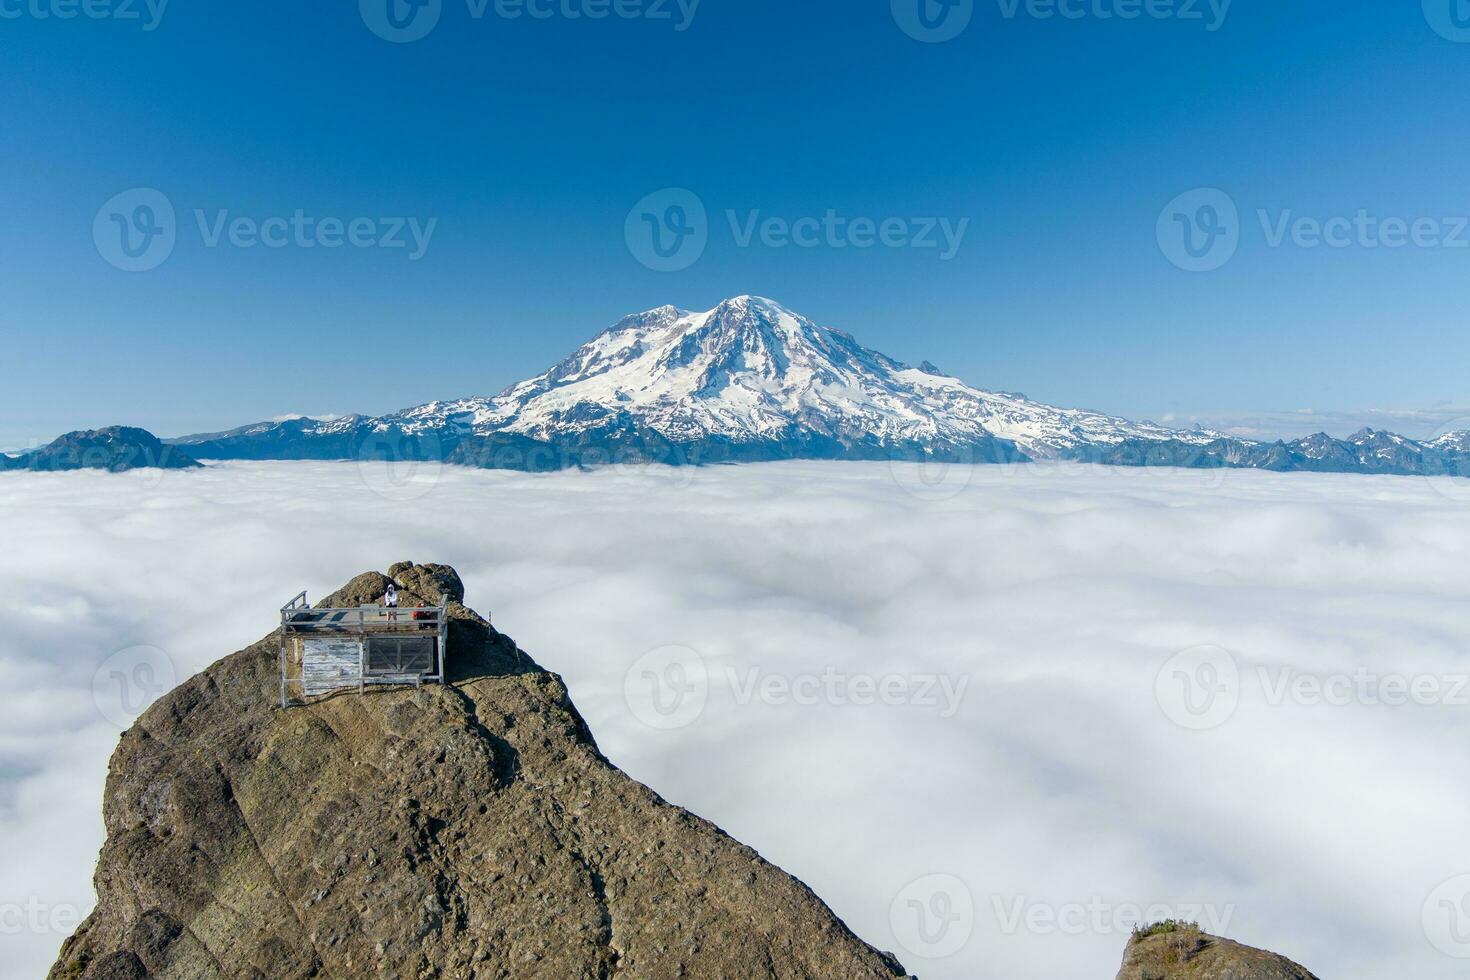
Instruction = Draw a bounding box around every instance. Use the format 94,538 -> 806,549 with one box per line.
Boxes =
177,416 -> 1023,472
174,408 -> 1470,479
51,562 -> 911,980
2,427 -> 201,472
1115,923 -> 1320,979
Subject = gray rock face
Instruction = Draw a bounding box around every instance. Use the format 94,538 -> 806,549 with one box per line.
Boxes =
1115,927 -> 1320,980
50,564 -> 909,980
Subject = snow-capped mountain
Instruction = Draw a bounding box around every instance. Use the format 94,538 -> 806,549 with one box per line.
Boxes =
171,296 -> 1470,478
245,296 -> 1211,461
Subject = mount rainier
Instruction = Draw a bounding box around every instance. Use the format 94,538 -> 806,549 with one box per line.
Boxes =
172,296 -> 1470,478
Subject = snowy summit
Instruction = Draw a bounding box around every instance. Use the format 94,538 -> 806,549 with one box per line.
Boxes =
367,296 -> 1206,460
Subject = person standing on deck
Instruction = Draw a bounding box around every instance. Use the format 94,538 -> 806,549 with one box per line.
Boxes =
385,582 -> 399,622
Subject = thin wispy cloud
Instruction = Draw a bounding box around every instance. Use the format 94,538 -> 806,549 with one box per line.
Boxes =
1171,405 -> 1470,442
0,461 -> 1467,978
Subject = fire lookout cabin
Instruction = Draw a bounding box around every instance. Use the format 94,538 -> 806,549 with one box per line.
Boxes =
278,590 -> 448,707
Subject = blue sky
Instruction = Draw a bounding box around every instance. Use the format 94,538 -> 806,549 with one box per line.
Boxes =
4,1 -> 1470,447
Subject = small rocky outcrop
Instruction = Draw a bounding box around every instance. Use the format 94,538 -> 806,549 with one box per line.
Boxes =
1115,924 -> 1320,979
50,563 -> 909,980
2,426 -> 200,472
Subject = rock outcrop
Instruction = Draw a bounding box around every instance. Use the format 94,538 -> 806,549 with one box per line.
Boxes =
1115,924 -> 1320,980
50,563 -> 909,980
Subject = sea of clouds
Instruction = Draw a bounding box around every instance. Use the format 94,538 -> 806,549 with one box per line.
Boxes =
1,458 -> 1468,979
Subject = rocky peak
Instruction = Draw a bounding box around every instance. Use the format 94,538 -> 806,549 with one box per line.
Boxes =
385,561 -> 465,605
51,565 -> 909,980
609,303 -> 686,336
1115,923 -> 1320,979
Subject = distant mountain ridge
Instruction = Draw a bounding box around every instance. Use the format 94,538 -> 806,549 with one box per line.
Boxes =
1,426 -> 200,473
155,295 -> 1470,478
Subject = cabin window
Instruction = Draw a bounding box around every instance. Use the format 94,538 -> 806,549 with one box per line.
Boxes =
365,635 -> 435,676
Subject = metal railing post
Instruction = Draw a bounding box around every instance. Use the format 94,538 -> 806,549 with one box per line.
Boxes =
279,613 -> 287,709
438,592 -> 448,684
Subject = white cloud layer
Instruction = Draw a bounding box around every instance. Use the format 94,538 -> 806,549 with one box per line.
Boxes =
1,460 -> 1468,979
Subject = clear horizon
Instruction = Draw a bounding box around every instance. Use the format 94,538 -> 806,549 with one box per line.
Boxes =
5,290 -> 1470,449
7,4 -> 1470,446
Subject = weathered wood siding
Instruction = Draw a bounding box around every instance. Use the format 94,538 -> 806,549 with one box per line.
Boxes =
302,637 -> 361,696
